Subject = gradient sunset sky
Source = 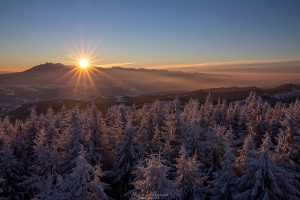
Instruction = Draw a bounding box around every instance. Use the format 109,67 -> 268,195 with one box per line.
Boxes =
0,0 -> 300,72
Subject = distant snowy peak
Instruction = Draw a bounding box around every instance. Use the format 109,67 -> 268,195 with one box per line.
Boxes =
27,62 -> 74,71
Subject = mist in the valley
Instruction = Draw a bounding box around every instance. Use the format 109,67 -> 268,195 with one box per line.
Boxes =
153,59 -> 300,89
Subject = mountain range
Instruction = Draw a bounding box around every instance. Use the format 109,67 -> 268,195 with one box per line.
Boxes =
1,62 -> 300,119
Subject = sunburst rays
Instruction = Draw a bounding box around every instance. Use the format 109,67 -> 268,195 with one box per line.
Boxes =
52,41 -> 110,99
50,32 -> 135,99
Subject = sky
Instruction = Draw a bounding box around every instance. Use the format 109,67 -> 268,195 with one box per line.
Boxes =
0,0 -> 300,72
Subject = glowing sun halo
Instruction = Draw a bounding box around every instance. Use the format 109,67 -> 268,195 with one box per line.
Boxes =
79,59 -> 89,68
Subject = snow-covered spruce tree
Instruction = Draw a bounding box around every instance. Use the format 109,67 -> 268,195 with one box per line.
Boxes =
43,110 -> 60,148
54,104 -> 71,135
126,109 -> 145,160
211,146 -> 237,200
134,104 -> 149,149
105,105 -> 125,146
88,162 -> 109,200
206,126 -> 227,176
174,146 -> 206,200
96,127 -> 115,169
161,140 -> 173,165
226,102 -> 243,136
63,109 -> 86,170
211,98 -> 227,126
166,98 -> 186,144
20,128 -> 49,196
21,128 -> 61,198
180,99 -> 201,154
264,104 -> 280,137
40,107 -> 55,129
181,99 -> 200,124
25,107 -> 40,144
246,115 -> 267,147
0,116 -> 14,144
234,132 -> 287,200
273,128 -> 295,169
56,150 -> 109,200
243,92 -> 269,146
81,104 -> 103,165
0,137 -> 25,199
111,117 -> 141,197
199,93 -> 214,128
162,100 -> 186,163
150,124 -> 164,154
131,153 -> 176,199
22,108 -> 41,170
272,130 -> 300,199
280,102 -> 300,165
180,99 -> 208,162
69,109 -> 86,157
151,100 -> 166,127
226,106 -> 245,149
162,110 -> 176,143
234,134 -> 256,176
183,119 -> 201,157
12,119 -> 30,175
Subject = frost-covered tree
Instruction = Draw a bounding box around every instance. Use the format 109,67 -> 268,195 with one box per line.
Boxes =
54,104 -> 71,134
43,116 -> 60,148
226,102 -> 244,141
246,115 -> 267,146
106,105 -> 124,146
0,116 -> 14,144
132,153 -> 176,199
0,137 -> 25,199
21,107 -> 41,171
68,110 -> 86,158
280,103 -> 300,164
40,107 -> 55,129
138,100 -> 164,148
183,120 -> 201,157
235,132 -> 286,200
174,146 -> 206,200
206,126 -> 227,175
234,134 -> 256,175
211,98 -> 227,126
163,98 -> 186,149
212,147 -> 237,200
199,93 -> 214,128
272,130 -> 300,199
181,99 -> 200,123
150,124 -> 164,153
20,128 -> 50,196
21,127 -> 61,198
273,129 -> 294,168
56,150 -> 109,200
81,104 -> 103,165
87,162 -> 109,200
111,118 -> 141,197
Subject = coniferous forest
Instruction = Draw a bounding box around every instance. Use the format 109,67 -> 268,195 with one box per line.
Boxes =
0,92 -> 300,200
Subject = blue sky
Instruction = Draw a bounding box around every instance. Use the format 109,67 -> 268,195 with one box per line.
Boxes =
0,0 -> 300,71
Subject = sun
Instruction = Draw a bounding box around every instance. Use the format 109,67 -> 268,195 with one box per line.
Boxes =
79,59 -> 89,68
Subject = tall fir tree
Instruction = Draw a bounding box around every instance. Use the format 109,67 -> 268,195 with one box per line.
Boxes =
131,153 -> 176,199
111,117 -> 141,198
174,146 -> 206,200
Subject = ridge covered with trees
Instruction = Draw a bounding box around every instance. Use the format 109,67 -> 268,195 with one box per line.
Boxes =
0,92 -> 300,199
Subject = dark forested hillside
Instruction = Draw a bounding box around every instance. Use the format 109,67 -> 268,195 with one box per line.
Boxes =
0,92 -> 299,199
